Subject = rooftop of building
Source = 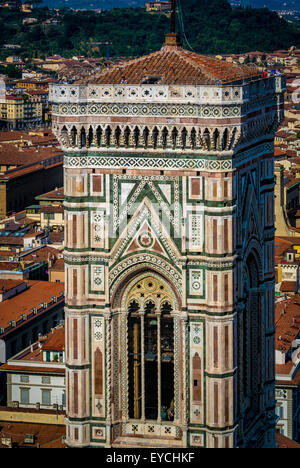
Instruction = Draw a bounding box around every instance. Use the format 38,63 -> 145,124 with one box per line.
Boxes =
49,258 -> 64,272
0,279 -> 24,293
35,187 -> 64,201
0,324 -> 65,374
0,280 -> 64,333
0,160 -> 63,182
0,144 -> 62,168
40,205 -> 64,214
275,295 -> 300,353
276,432 -> 300,448
0,420 -> 65,448
78,33 -> 260,86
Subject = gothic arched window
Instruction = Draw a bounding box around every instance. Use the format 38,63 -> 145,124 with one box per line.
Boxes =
127,277 -> 175,422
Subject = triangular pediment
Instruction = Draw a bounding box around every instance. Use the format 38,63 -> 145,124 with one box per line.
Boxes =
110,197 -> 181,265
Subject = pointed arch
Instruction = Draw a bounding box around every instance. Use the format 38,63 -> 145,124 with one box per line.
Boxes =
133,126 -> 140,148
213,128 -> 220,150
143,127 -> 149,148
115,126 -> 121,147
105,126 -> 112,147
70,126 -> 77,147
96,126 -> 102,147
80,127 -> 86,148
190,127 -> 197,149
203,128 -> 210,150
222,128 -> 229,150
162,127 -> 168,149
152,127 -> 159,149
87,126 -> 93,147
61,125 -> 69,146
124,126 -> 131,148
171,127 -> 178,149
181,127 -> 188,149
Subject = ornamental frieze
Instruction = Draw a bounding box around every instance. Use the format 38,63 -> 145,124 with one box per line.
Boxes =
54,102 -> 242,118
64,154 -> 233,171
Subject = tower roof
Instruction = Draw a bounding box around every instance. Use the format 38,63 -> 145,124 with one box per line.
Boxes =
79,39 -> 260,86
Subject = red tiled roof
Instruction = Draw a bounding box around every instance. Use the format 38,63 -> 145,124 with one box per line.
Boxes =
79,42 -> 260,86
276,433 -> 300,448
0,364 -> 65,374
40,205 -> 64,214
275,295 -> 300,352
36,187 -> 64,200
41,325 -> 65,351
280,281 -> 297,292
0,279 -> 25,293
0,421 -> 65,448
0,280 -> 64,330
49,258 -> 64,272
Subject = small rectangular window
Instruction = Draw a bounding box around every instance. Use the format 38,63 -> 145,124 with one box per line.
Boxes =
20,375 -> 29,383
42,376 -> 50,384
42,389 -> 51,406
21,388 -> 29,405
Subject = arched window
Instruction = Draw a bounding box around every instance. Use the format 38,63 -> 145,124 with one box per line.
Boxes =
190,128 -> 197,149
143,127 -> 149,148
115,126 -> 121,147
105,126 -> 111,147
61,126 -> 69,146
181,128 -> 188,149
133,126 -> 140,148
203,128 -> 210,150
124,126 -> 131,147
152,127 -> 159,149
242,252 -> 262,419
87,126 -> 93,147
96,126 -> 102,147
70,126 -> 77,147
162,127 -> 168,149
171,127 -> 178,149
213,129 -> 220,150
222,128 -> 229,150
127,277 -> 175,422
80,127 -> 86,148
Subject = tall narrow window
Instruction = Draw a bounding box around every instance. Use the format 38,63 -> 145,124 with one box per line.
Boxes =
127,278 -> 175,422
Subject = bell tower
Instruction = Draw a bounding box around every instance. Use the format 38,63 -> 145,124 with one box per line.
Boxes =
50,26 -> 285,448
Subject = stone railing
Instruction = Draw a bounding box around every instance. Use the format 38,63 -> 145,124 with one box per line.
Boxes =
49,83 -> 246,105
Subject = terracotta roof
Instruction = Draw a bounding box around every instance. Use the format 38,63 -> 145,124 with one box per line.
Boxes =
41,325 -> 65,351
36,187 -> 64,200
49,231 -> 64,244
275,295 -> 300,352
276,362 -> 300,386
20,246 -> 59,263
0,145 -> 62,171
0,280 -> 64,331
40,205 -> 64,214
0,364 -> 65,374
276,433 -> 300,448
280,281 -> 297,292
0,421 -> 65,448
0,279 -> 24,293
79,42 -> 260,86
49,258 -> 64,272
276,361 -> 295,376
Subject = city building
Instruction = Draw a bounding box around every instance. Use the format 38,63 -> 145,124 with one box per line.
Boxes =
0,95 -> 42,130
0,280 -> 64,364
0,146 -> 63,219
145,1 -> 171,12
0,414 -> 65,448
275,296 -> 300,441
0,324 -> 65,410
50,26 -> 285,447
